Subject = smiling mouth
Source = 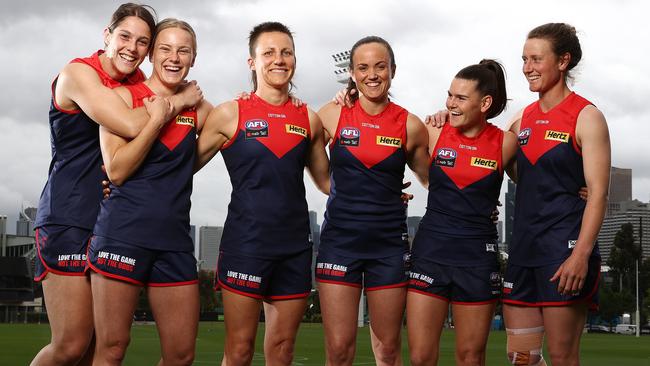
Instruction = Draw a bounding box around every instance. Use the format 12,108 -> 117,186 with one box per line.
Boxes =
163,65 -> 182,72
119,53 -> 136,63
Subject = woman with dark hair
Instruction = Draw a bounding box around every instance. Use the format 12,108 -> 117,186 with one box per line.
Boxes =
88,18 -> 209,365
407,60 -> 517,366
316,36 -> 430,366
502,23 -> 610,366
195,22 -> 329,366
31,4 -> 200,366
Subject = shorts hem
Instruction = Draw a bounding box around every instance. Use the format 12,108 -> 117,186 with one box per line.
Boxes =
87,261 -> 144,286
266,292 -> 310,300
451,299 -> 498,305
316,278 -> 362,288
366,281 -> 408,291
407,288 -> 450,302
33,269 -> 86,282
502,298 -> 592,307
148,280 -> 198,287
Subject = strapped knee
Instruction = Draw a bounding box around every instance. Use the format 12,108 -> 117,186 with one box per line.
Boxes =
506,326 -> 546,365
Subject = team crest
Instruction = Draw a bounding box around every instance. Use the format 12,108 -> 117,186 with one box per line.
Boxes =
339,127 -> 360,146
518,128 -> 531,146
435,148 -> 457,167
245,119 -> 269,139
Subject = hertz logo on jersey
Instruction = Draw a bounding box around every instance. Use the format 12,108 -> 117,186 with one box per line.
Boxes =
376,135 -> 401,147
544,130 -> 569,143
175,115 -> 195,127
285,124 -> 307,138
470,157 -> 497,170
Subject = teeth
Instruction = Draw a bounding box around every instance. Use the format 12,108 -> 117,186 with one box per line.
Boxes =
119,53 -> 135,62
164,66 -> 181,71
451,111 -> 461,116
367,82 -> 379,87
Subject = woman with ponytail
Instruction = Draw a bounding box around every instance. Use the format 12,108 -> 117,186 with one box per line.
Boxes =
407,59 -> 518,366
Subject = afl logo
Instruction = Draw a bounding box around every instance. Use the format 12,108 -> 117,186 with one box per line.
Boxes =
339,127 -> 360,147
518,128 -> 531,146
434,147 -> 457,167
245,119 -> 269,139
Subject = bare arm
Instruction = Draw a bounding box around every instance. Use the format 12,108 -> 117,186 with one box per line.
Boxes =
57,64 -> 202,139
405,113 -> 430,187
317,101 -> 342,144
550,105 -> 610,295
306,108 -> 330,195
504,108 -> 524,182
502,130 -> 519,179
100,96 -> 171,186
194,101 -> 239,172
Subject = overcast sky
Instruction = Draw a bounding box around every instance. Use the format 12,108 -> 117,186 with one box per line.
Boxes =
1,0 -> 648,235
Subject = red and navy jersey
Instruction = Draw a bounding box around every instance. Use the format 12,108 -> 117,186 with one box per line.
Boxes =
220,94 -> 312,259
93,83 -> 196,251
36,51 -> 145,230
511,92 -> 600,266
320,101 -> 409,259
412,123 -> 504,265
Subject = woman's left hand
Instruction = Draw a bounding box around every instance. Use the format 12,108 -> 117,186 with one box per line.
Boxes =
550,253 -> 589,296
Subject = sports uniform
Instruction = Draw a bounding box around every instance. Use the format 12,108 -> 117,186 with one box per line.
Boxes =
216,93 -> 312,299
87,82 -> 198,286
34,51 -> 145,281
503,92 -> 600,307
316,101 -> 410,290
409,122 -> 504,303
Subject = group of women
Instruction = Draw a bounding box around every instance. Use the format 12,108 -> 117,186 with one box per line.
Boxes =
31,2 -> 610,366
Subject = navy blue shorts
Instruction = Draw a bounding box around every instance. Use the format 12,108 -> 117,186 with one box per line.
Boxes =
34,225 -> 92,281
408,259 -> 501,304
315,249 -> 409,291
216,248 -> 312,300
502,256 -> 600,308
87,235 -> 198,286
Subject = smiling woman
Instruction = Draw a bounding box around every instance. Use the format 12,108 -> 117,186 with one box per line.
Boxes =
86,18 -> 211,366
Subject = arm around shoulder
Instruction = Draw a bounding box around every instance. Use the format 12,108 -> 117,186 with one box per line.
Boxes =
194,100 -> 238,172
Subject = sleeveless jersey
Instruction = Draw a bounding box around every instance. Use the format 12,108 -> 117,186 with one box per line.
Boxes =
93,83 -> 196,251
320,101 -> 409,259
219,94 -> 312,259
412,122 -> 504,266
511,92 -> 600,266
35,50 -> 145,230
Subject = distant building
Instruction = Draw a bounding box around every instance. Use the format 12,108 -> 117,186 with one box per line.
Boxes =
608,167 -> 632,204
189,225 -> 196,255
407,216 -> 422,244
198,226 -> 223,271
504,179 -> 516,253
497,220 -> 504,245
598,200 -> 650,261
16,207 -> 37,236
309,211 -> 320,250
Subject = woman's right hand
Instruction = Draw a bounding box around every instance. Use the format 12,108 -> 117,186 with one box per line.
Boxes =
143,96 -> 173,129
177,80 -> 203,108
424,110 -> 449,128
333,88 -> 355,107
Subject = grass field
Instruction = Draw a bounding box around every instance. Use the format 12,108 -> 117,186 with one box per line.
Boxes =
2,322 -> 649,365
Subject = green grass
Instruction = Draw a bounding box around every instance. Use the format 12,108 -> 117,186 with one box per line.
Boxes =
2,322 -> 649,365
